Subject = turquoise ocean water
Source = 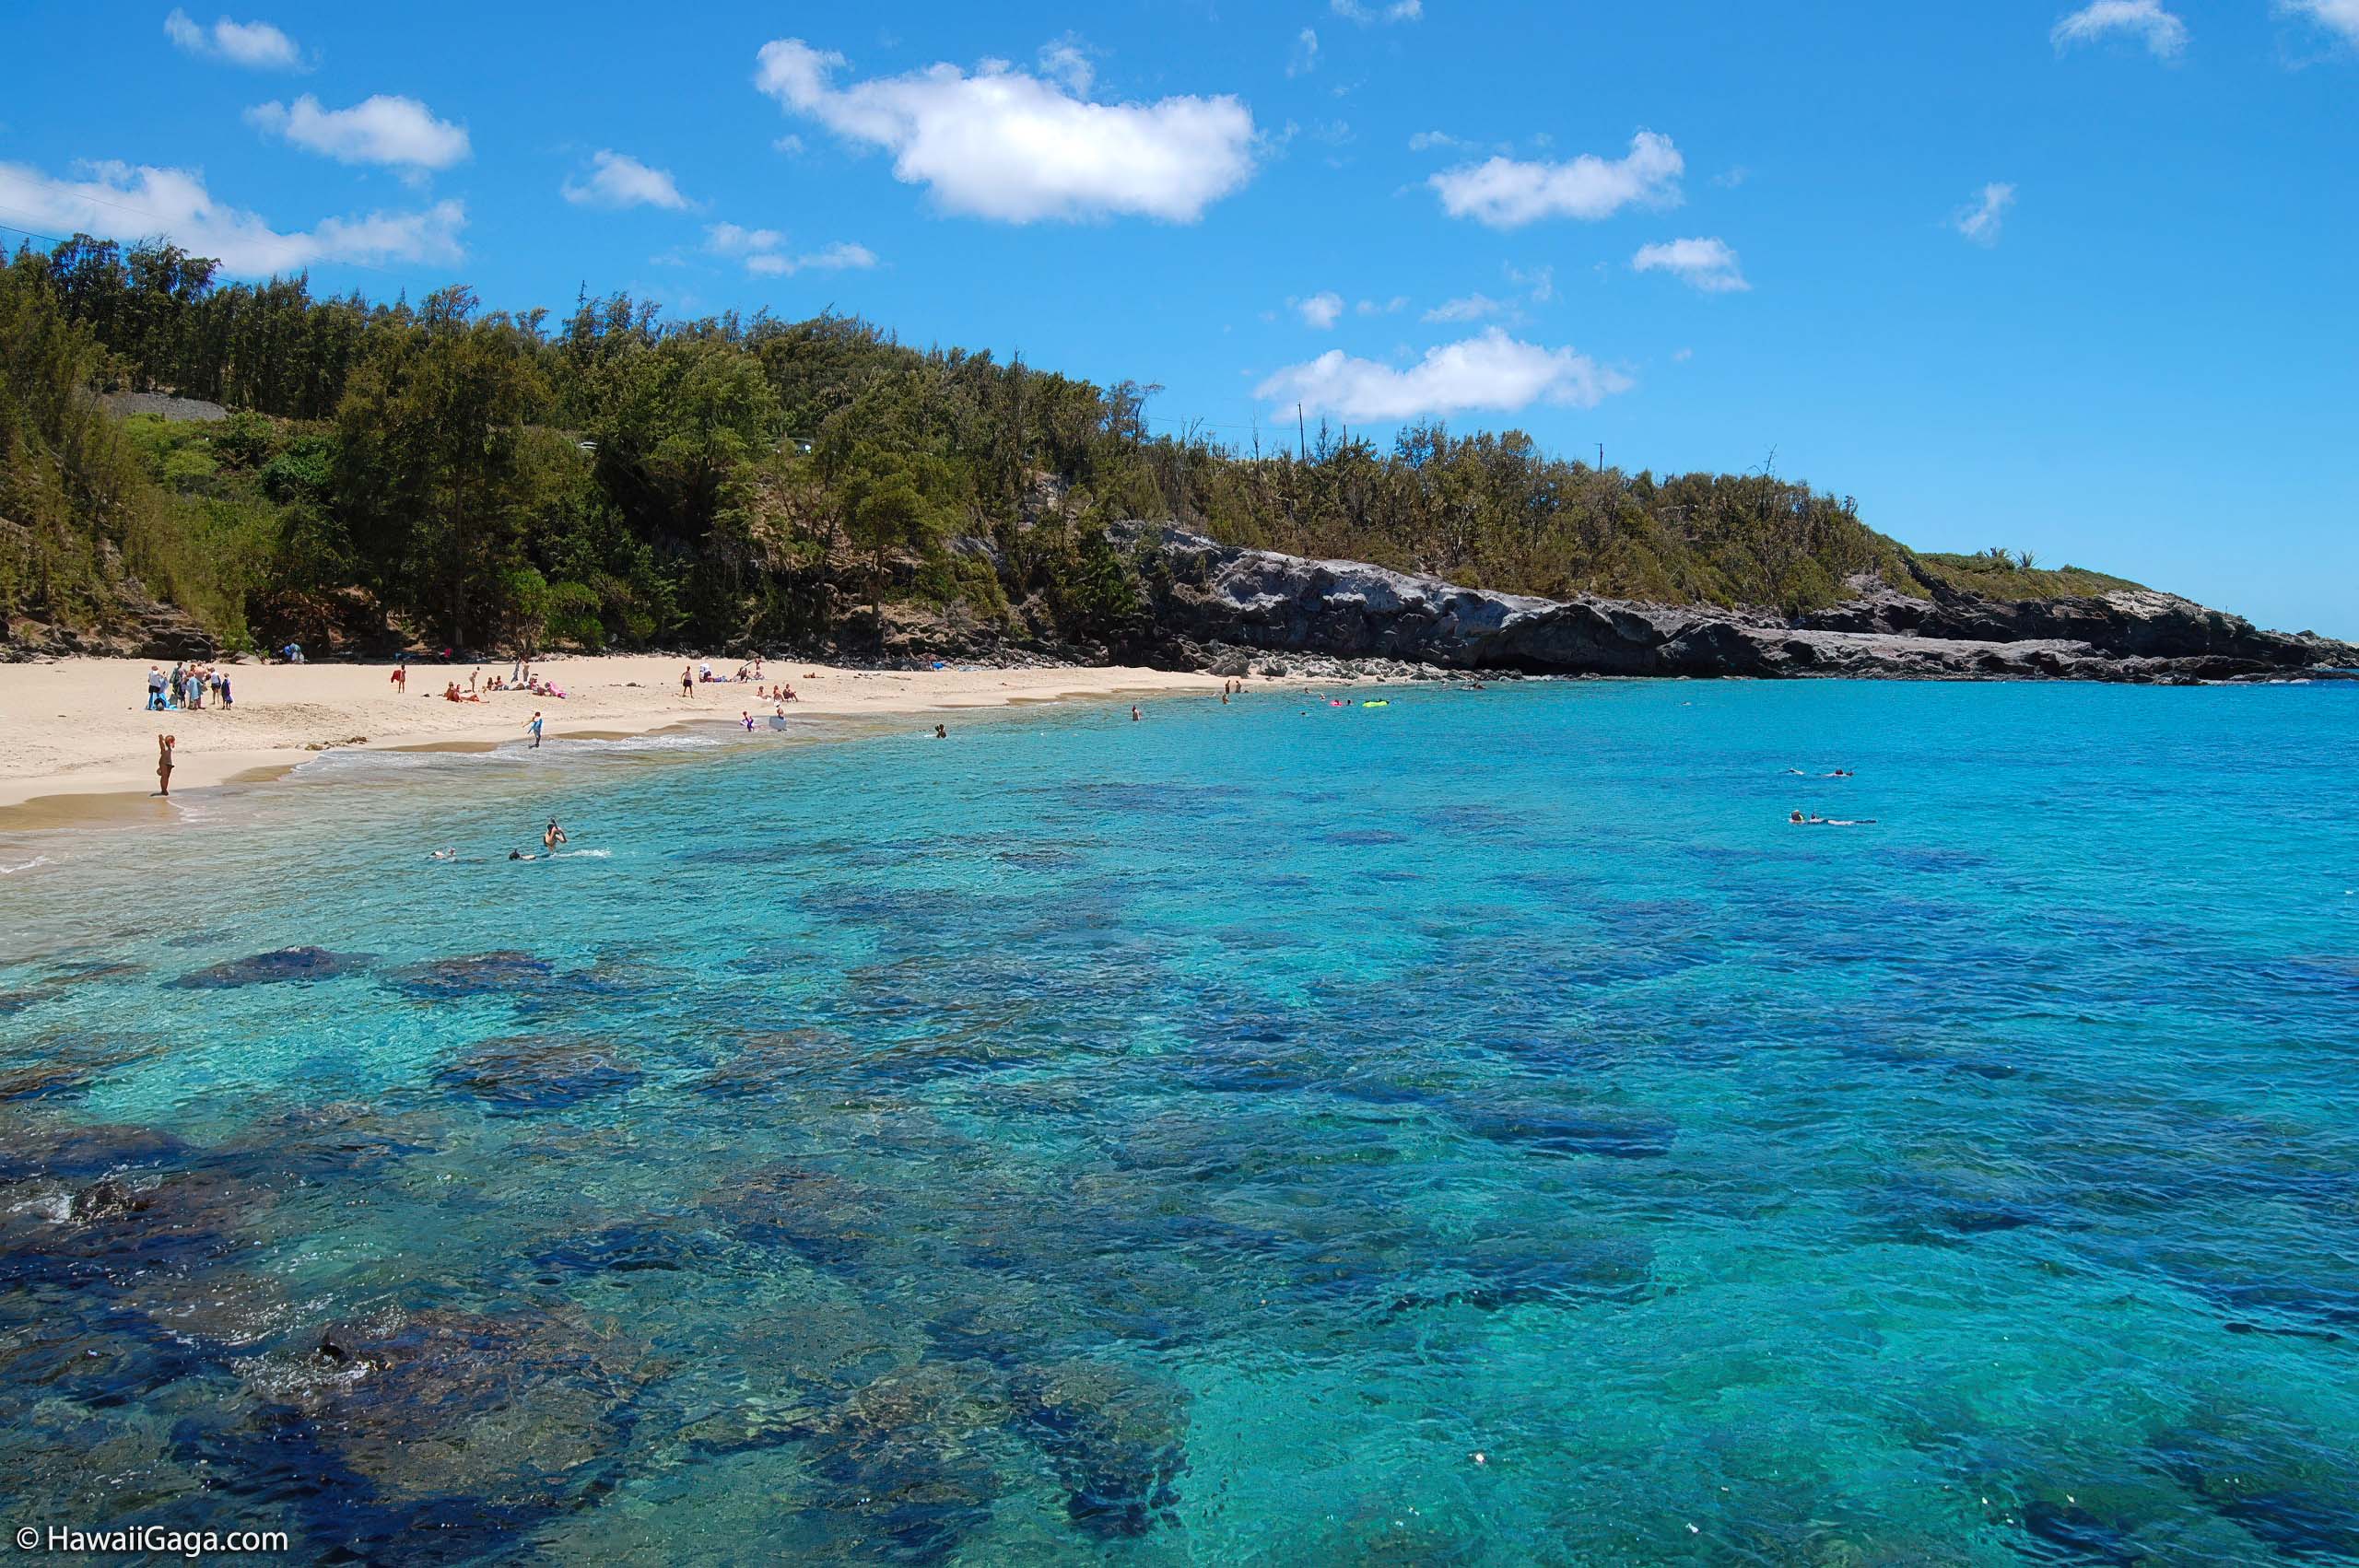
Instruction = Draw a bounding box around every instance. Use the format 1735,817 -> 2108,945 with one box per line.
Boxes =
2,678 -> 2356,1565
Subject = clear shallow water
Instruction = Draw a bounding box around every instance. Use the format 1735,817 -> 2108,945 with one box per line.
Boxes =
3,679 -> 2356,1566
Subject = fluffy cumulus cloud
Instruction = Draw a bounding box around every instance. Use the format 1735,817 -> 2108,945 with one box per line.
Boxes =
1256,328 -> 1631,422
2051,1 -> 2189,59
706,222 -> 875,276
1954,181 -> 2016,246
753,38 -> 1257,223
1293,291 -> 1344,329
245,94 -> 469,171
163,8 -> 303,69
1632,236 -> 1750,293
0,159 -> 462,274
563,150 -> 690,210
2278,0 -> 2359,44
1331,0 -> 1423,21
1429,131 -> 1683,228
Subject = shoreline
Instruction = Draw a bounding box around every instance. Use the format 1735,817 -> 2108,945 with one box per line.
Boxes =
0,656 -> 1251,831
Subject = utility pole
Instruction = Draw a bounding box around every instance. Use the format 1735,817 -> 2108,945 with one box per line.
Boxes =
1598,442 -> 1605,472
1297,403 -> 1307,462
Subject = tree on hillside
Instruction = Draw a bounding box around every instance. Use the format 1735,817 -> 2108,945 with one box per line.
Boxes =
333,287 -> 548,648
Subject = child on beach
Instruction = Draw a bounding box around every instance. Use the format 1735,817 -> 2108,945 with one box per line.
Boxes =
527,712 -> 545,749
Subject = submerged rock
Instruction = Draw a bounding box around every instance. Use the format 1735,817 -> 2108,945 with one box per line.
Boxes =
435,1036 -> 642,1112
0,1165 -> 269,1288
383,950 -> 557,1000
169,946 -> 376,989
234,1305 -> 643,1555
707,1163 -> 884,1266
1007,1359 -> 1190,1539
1452,1104 -> 1676,1160
0,1114 -> 191,1183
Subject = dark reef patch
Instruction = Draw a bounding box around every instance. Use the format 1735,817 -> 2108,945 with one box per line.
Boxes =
435,1036 -> 642,1112
706,1163 -> 885,1268
169,947 -> 376,989
1453,1104 -> 1676,1160
1008,1359 -> 1189,1539
218,1305 -> 644,1562
383,950 -> 559,1000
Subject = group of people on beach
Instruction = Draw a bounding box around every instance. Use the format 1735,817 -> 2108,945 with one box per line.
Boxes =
146,661 -> 229,711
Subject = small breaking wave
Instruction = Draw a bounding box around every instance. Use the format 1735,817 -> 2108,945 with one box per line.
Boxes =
0,855 -> 55,875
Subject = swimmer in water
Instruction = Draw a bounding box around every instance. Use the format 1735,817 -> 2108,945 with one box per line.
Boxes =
933,724 -> 947,739
544,819 -> 567,852
430,848 -> 456,860
510,849 -> 534,861
1131,706 -> 1142,721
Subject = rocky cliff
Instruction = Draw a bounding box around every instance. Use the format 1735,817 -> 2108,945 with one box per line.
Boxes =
1116,523 -> 2356,684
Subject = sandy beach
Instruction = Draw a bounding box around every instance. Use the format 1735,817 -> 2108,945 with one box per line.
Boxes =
0,655 -> 1238,823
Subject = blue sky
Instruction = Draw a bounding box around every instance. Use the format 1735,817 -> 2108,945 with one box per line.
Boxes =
4,2 -> 2354,634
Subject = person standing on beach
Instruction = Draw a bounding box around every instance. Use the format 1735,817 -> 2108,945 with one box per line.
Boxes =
527,711 -> 545,749
156,733 -> 175,797
681,665 -> 695,699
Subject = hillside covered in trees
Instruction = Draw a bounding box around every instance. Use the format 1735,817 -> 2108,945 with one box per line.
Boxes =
5,234 -> 2136,661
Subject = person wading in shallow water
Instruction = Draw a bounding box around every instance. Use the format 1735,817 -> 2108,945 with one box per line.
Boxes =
155,733 -> 176,797
544,818 -> 568,853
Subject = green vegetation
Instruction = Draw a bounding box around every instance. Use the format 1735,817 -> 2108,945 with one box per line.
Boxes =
1913,548 -> 2144,602
1,234 -> 2136,657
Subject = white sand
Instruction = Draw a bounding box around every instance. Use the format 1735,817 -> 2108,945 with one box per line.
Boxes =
0,655 -> 1237,816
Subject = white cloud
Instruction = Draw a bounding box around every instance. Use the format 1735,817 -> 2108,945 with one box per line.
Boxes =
1429,131 -> 1683,228
2051,1 -> 2189,58
1423,291 -> 1508,322
1257,328 -> 1630,421
1407,130 -> 1468,152
754,38 -> 1256,223
561,149 -> 689,210
1331,0 -> 1423,21
1037,33 -> 1095,94
1356,295 -> 1408,315
163,8 -> 303,69
0,158 -> 463,274
246,94 -> 468,171
1954,181 -> 2016,246
1672,346 -> 1695,362
1293,291 -> 1345,329
706,222 -> 782,255
1508,262 -> 1555,302
707,222 -> 875,276
1632,236 -> 1750,293
1288,28 -> 1320,77
2278,0 -> 2359,45
772,134 -> 805,156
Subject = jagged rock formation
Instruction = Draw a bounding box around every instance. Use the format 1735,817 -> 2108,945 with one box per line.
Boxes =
1116,523 -> 2357,684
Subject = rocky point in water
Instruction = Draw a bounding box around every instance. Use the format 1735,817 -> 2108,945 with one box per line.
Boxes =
1108,522 -> 2358,684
